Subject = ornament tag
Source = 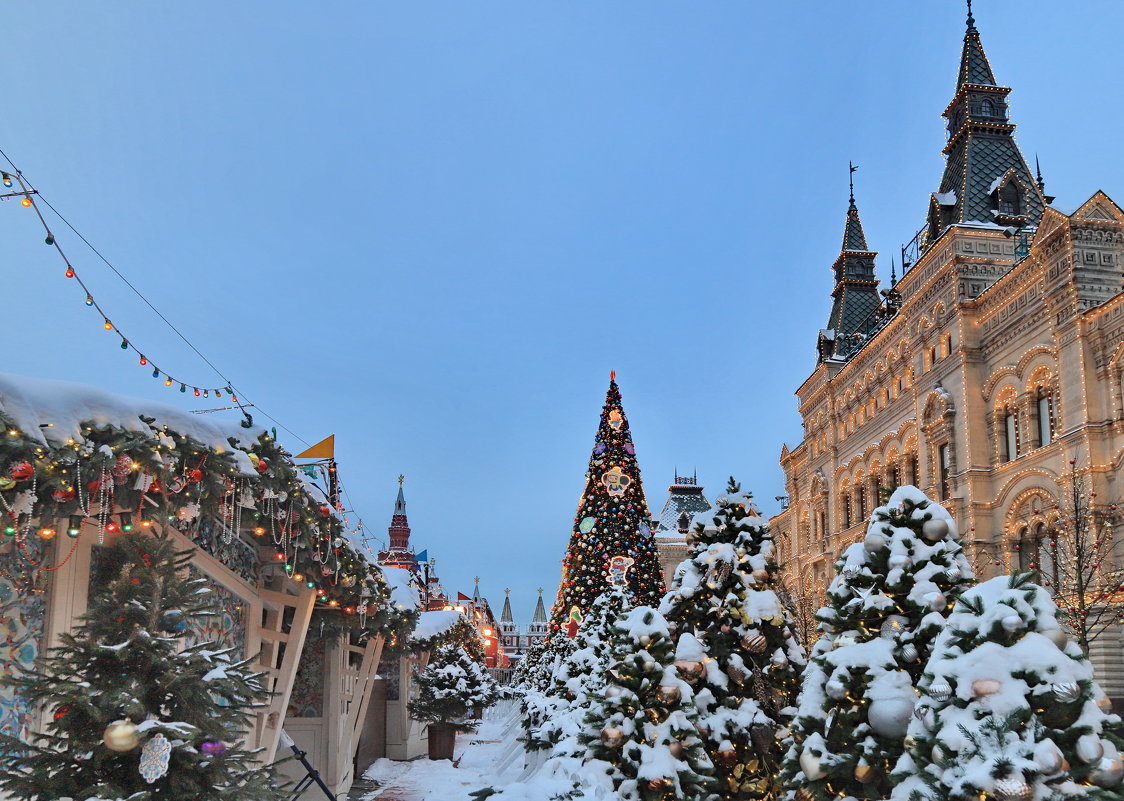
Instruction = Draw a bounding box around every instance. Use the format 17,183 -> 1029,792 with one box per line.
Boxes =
601,466 -> 631,497
608,555 -> 635,587
139,733 -> 172,783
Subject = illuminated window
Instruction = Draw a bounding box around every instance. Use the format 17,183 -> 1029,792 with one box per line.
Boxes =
998,181 -> 1022,215
1004,410 -> 1019,461
843,494 -> 852,528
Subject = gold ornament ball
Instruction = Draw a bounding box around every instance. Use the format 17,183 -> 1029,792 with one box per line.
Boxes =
1092,756 -> 1124,788
667,740 -> 685,759
971,678 -> 1002,699
673,660 -> 704,684
853,763 -> 876,782
655,684 -> 682,705
599,727 -> 624,748
993,777 -> 1032,801
715,748 -> 738,766
646,778 -> 673,792
741,633 -> 768,653
103,719 -> 139,752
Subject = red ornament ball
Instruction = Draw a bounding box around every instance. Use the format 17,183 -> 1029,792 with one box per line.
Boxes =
53,705 -> 70,721
256,459 -> 269,474
52,487 -> 76,503
319,505 -> 331,518
188,468 -> 204,484
9,462 -> 34,481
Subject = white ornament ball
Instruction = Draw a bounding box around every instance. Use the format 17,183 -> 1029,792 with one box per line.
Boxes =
928,592 -> 948,611
880,615 -> 909,639
1077,734 -> 1105,764
1001,615 -> 1023,632
1034,740 -> 1065,774
971,678 -> 1002,698
993,777 -> 1032,801
799,750 -> 825,781
864,530 -> 888,552
932,744 -> 944,762
888,554 -> 911,570
900,643 -> 920,663
921,517 -> 950,542
1051,682 -> 1081,703
867,697 -> 914,739
825,679 -> 847,700
945,565 -> 963,582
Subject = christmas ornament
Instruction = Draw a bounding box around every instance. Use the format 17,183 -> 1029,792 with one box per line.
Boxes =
159,610 -> 188,634
199,739 -> 228,757
655,684 -> 681,705
1096,694 -> 1113,712
673,660 -> 704,684
1076,734 -> 1104,763
841,563 -> 861,579
139,733 -> 172,783
944,565 -> 963,581
1051,682 -> 1081,703
750,724 -> 773,753
638,522 -> 651,538
725,663 -> 746,685
928,679 -> 953,702
1034,740 -> 1064,774
667,740 -> 685,759
103,719 -> 140,752
8,462 -> 33,481
600,727 -> 623,748
741,633 -> 767,653
256,458 -> 269,474
913,705 -> 932,727
750,568 -> 769,582
1000,614 -> 1022,632
578,516 -> 596,533
1044,627 -> 1069,649
928,592 -> 947,611
51,487 -> 76,503
607,409 -> 624,430
601,466 -> 631,496
0,477 -> 15,490
853,762 -> 876,782
825,678 -> 847,699
799,750 -> 825,781
932,744 -> 944,762
53,705 -> 70,721
879,615 -> 909,639
921,517 -> 949,542
971,678 -> 1002,699
992,777 -> 1032,801
863,529 -> 887,552
867,697 -> 913,738
1092,756 -> 1124,788
900,643 -> 919,662
645,778 -> 672,793
607,555 -> 634,587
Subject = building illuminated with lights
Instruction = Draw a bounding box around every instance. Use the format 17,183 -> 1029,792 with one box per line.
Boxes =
652,474 -> 713,585
770,11 -> 1124,700
497,588 -> 549,666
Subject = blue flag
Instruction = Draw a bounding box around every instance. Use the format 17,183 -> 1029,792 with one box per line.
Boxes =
413,549 -> 428,563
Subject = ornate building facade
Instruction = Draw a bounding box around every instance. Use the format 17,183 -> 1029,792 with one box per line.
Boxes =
498,588 -> 550,665
770,10 -> 1124,700
652,474 -> 713,584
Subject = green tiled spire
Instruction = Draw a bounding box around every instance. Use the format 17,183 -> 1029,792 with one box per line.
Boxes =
820,177 -> 881,362
927,3 -> 1045,239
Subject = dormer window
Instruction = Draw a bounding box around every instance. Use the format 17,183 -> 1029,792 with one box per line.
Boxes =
976,98 -> 996,117
677,511 -> 690,534
998,180 -> 1023,216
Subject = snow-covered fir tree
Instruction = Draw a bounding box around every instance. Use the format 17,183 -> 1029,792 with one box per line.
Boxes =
660,478 -> 805,800
891,573 -> 1124,801
780,486 -> 974,801
409,644 -> 498,731
529,583 -> 634,757
578,606 -> 715,801
0,531 -> 283,801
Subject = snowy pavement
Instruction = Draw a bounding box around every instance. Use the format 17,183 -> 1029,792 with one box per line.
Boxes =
358,703 -> 526,801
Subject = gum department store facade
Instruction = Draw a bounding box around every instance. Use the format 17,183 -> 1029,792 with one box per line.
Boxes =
770,13 -> 1124,697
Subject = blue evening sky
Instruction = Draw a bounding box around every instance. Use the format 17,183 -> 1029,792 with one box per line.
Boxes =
3,2 -> 1123,626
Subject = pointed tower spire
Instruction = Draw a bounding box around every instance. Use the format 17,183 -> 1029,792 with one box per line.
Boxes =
926,3 -> 1045,240
379,476 -> 412,566
548,375 -> 665,637
500,588 -> 514,623
473,576 -> 481,602
532,588 -> 547,624
819,168 -> 881,362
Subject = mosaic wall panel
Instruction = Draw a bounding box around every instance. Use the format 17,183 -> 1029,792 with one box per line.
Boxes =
0,536 -> 48,741
183,565 -> 248,659
288,633 -> 325,717
175,516 -> 260,588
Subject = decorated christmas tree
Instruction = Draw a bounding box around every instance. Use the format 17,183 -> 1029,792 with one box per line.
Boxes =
891,573 -> 1124,801
660,479 -> 806,799
0,531 -> 283,801
529,577 -> 635,756
780,486 -> 974,801
578,606 -> 715,801
549,374 -> 664,637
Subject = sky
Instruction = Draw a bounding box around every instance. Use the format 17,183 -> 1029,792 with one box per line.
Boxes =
3,2 -> 1124,627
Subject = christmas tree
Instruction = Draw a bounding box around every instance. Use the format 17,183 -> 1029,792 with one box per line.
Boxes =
409,643 -> 498,733
578,606 -> 715,801
891,573 -> 1124,801
529,583 -> 634,756
0,531 -> 283,801
660,479 -> 806,800
549,374 -> 664,636
780,486 -> 974,801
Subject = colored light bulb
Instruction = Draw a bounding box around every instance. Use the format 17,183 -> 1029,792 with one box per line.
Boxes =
231,395 -> 238,403
64,267 -> 74,277
164,378 -> 172,387
120,339 -> 128,350
85,296 -> 93,306
105,522 -> 119,533
1,174 -> 10,187
104,320 -> 113,330
20,197 -> 31,207
193,388 -> 200,397
139,356 -> 147,366
152,367 -> 159,378
202,389 -> 209,398
180,384 -> 186,393
3,525 -> 15,535
47,234 -> 56,246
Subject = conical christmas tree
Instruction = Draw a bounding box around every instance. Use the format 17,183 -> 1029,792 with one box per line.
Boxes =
661,479 -> 806,800
0,531 -> 283,801
780,486 -> 974,801
891,573 -> 1124,801
578,606 -> 715,801
549,374 -> 664,637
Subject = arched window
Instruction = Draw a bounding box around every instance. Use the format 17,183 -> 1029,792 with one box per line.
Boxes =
1016,525 -> 1034,572
977,98 -> 996,117
998,181 -> 1022,215
1037,389 -> 1054,446
843,494 -> 852,528
818,509 -> 827,542
1004,408 -> 1019,461
856,484 -> 866,521
908,452 -> 920,485
677,511 -> 691,534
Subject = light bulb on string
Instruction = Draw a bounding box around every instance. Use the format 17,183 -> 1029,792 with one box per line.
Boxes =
103,320 -> 113,331
120,339 -> 128,350
20,197 -> 30,207
85,296 -> 93,306
202,389 -> 209,398
193,388 -> 200,397
1,174 -> 10,188
164,378 -> 172,387
139,356 -> 147,366
64,266 -> 75,277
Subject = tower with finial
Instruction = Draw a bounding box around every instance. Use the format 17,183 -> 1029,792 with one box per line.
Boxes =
817,162 -> 882,361
377,475 -> 415,569
527,587 -> 549,646
498,588 -> 519,658
924,0 -> 1045,244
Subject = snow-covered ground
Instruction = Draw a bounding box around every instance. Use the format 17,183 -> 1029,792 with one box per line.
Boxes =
361,702 -> 527,801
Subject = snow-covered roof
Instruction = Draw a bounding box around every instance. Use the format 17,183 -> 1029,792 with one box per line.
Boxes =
934,190 -> 957,206
381,566 -> 421,612
0,372 -> 263,454
413,609 -> 462,640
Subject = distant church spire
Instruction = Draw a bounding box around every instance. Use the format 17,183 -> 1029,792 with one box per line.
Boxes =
531,588 -> 547,624
926,2 -> 1045,242
819,166 -> 881,361
500,588 -> 514,623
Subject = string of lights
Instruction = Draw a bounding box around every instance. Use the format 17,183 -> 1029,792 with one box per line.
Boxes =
0,148 -> 379,558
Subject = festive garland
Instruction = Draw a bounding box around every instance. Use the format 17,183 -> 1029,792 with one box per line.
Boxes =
0,412 -> 416,639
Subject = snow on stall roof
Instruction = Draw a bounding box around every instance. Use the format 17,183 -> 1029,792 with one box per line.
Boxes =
934,190 -> 957,206
0,372 -> 264,454
381,566 -> 421,611
413,609 -> 462,640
